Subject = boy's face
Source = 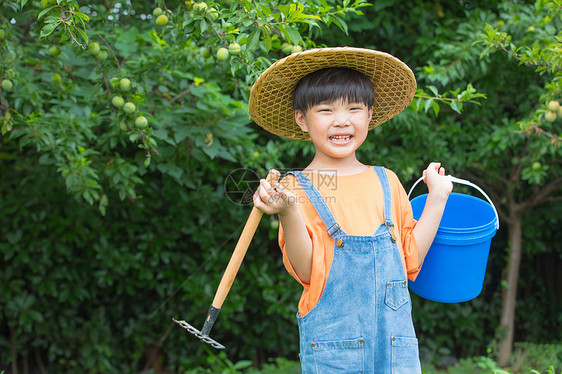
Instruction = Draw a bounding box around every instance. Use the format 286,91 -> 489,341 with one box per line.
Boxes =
295,99 -> 373,163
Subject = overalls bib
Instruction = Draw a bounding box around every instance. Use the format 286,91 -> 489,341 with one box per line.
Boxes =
287,166 -> 421,374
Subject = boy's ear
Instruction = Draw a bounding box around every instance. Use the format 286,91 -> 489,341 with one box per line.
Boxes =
295,110 -> 309,133
367,106 -> 374,122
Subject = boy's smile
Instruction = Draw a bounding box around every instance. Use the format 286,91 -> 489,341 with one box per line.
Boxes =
295,100 -> 373,168
328,134 -> 353,144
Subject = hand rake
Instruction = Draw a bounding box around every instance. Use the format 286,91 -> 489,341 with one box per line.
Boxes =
173,169 -> 281,349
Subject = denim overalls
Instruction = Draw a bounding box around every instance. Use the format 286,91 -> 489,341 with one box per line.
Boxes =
287,166 -> 421,374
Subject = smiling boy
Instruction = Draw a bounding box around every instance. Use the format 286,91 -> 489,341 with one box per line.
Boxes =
249,48 -> 452,373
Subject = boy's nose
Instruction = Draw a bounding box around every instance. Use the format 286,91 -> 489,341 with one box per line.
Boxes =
332,112 -> 352,126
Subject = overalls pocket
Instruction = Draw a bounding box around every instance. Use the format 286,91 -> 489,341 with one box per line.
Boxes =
384,280 -> 409,310
391,336 -> 421,374
311,338 -> 365,373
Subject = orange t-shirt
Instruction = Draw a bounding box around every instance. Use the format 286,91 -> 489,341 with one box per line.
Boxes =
278,166 -> 421,316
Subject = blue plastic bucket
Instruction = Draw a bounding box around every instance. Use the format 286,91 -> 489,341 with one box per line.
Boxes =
408,176 -> 499,303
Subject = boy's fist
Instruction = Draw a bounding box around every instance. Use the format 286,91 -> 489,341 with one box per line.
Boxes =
253,179 -> 296,216
423,162 -> 453,199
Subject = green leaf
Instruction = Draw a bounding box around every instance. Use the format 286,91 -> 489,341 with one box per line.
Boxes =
285,25 -> 301,45
279,4 -> 290,18
450,100 -> 463,114
263,32 -> 272,51
427,85 -> 440,97
259,4 -> 272,18
75,27 -> 88,45
99,193 -> 108,216
200,19 -> 208,33
247,28 -> 260,50
413,97 -> 424,113
329,15 -> 348,34
432,101 -> 440,117
44,15 -> 60,24
38,5 -> 56,20
74,12 -> 90,22
40,22 -> 58,38
233,360 -> 253,370
423,98 -> 434,113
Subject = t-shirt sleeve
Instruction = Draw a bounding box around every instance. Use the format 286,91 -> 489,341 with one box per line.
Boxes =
389,170 -> 421,281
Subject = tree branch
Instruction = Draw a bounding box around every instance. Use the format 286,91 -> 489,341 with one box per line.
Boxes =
499,44 -> 562,71
521,177 -> 562,211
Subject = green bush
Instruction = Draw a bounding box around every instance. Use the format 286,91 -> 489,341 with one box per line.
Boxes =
420,343 -> 562,374
511,342 -> 562,374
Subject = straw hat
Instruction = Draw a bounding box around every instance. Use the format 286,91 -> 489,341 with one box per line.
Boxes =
248,47 -> 417,141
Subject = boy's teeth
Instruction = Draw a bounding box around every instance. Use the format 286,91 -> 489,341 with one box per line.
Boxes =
331,135 -> 351,140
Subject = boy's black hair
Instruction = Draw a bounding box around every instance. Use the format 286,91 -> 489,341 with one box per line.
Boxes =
293,67 -> 375,113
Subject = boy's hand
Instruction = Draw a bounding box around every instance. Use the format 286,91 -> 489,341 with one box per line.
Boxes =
423,162 -> 453,200
253,179 -> 296,216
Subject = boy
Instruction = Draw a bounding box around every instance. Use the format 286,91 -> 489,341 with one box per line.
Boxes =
249,47 -> 452,373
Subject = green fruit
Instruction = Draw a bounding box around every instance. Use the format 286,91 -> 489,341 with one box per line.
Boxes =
49,46 -> 60,56
281,42 -> 293,54
532,162 -> 541,170
216,47 -> 229,61
5,69 -> 15,80
119,78 -> 131,91
291,45 -> 303,54
52,73 -> 62,84
545,110 -> 557,123
207,7 -> 218,21
548,100 -> 560,112
1,79 -> 13,91
88,42 -> 100,55
135,116 -> 148,128
557,106 -> 562,117
112,96 -> 125,108
194,2 -> 208,12
153,7 -> 163,17
156,14 -> 169,26
96,50 -> 108,60
110,77 -> 120,88
41,0 -> 56,7
228,43 -> 241,55
123,102 -> 136,114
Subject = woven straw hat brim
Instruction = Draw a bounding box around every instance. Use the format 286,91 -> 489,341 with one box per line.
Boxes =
248,47 -> 417,141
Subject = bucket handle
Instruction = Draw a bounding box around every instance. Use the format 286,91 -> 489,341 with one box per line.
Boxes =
408,175 -> 499,230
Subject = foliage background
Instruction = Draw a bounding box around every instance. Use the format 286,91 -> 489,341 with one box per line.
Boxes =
0,0 -> 560,373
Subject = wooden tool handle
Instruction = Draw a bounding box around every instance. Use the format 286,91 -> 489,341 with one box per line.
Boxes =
211,169 -> 281,309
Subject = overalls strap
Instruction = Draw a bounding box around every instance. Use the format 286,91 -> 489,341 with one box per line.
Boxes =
283,171 -> 343,237
372,166 -> 394,228
284,167 -> 394,236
